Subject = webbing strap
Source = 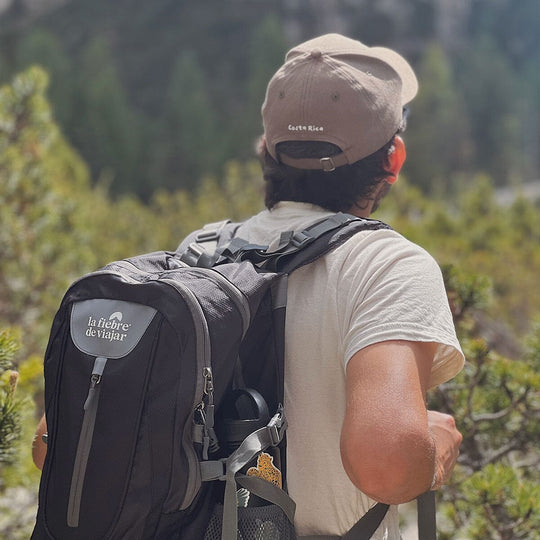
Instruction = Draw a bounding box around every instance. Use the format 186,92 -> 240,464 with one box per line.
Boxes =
177,220 -> 240,267
224,434 -> 277,538
300,537 -> 339,540
200,409 -> 287,540
341,503 -> 389,539
219,213 -> 368,270
178,213 -> 390,271
195,220 -> 231,256
236,475 -> 296,524
300,494 -> 437,540
297,502 -> 388,540
247,213 -> 354,267
417,491 -> 437,540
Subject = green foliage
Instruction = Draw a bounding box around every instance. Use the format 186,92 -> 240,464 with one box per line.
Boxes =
441,265 -> 492,323
0,66 -> 95,351
1,353 -> 43,492
0,329 -> 19,373
0,332 -> 40,540
457,464 -> 540,539
433,337 -> 538,473
150,160 -> 264,250
428,269 -> 539,538
0,329 -> 22,468
524,318 -> 540,364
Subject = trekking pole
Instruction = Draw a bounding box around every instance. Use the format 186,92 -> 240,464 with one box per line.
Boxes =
417,490 -> 437,540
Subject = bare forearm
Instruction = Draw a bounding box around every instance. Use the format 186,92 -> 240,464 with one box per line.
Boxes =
341,341 -> 447,504
341,417 -> 435,504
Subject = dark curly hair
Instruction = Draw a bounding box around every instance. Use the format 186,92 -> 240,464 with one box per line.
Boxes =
262,136 -> 398,213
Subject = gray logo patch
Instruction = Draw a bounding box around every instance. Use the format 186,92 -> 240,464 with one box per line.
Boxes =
71,299 -> 157,358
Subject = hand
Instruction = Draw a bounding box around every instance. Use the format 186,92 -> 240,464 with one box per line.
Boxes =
427,410 -> 462,490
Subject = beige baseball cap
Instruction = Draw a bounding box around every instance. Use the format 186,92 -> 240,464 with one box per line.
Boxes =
262,33 -> 418,171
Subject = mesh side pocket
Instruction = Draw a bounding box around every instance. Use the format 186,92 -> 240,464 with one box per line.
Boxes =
204,503 -> 297,540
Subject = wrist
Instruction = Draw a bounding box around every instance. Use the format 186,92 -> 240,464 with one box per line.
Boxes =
430,466 -> 441,491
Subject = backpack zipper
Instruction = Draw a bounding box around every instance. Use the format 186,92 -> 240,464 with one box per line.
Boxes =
159,278 -> 211,509
67,356 -> 108,527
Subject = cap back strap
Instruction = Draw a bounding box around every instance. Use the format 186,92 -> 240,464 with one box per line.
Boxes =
278,152 -> 349,171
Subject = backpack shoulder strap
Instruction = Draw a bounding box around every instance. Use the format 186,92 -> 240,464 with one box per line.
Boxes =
297,502 -> 389,540
278,213 -> 391,274
176,213 -> 391,271
219,213 -> 392,273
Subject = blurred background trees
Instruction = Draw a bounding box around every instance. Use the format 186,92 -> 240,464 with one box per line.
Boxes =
0,0 -> 538,197
0,1 -> 539,537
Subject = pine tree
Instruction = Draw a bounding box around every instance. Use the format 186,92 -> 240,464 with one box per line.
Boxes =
456,36 -> 522,186
240,15 -> 286,157
15,28 -> 73,129
0,329 -> 21,470
404,43 -> 469,194
153,50 -> 217,192
73,37 -> 142,194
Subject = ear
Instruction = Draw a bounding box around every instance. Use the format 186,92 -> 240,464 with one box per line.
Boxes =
386,135 -> 406,184
256,135 -> 267,157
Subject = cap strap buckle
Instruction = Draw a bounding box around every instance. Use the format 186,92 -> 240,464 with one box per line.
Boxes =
320,157 -> 336,172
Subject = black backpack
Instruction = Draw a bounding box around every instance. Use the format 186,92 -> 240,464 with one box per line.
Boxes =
32,213 -> 434,540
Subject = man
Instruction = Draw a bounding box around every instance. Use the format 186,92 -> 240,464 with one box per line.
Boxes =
233,33 -> 464,538
33,32 -> 463,540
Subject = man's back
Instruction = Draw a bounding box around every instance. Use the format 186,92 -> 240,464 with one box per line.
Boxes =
237,202 -> 463,537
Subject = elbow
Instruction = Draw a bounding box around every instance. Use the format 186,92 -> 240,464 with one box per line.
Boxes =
32,435 -> 46,471
340,423 -> 434,504
32,415 -> 47,471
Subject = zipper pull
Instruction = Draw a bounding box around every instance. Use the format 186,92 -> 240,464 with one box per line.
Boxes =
203,367 -> 214,396
202,367 -> 219,455
84,357 -> 108,410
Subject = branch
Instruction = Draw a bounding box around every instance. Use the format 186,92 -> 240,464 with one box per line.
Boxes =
466,355 -> 485,419
471,389 -> 529,422
480,441 -> 522,468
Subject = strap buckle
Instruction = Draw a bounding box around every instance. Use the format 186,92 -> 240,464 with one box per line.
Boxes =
291,231 -> 312,248
200,458 -> 227,482
179,243 -> 214,268
320,157 -> 336,172
268,408 -> 287,446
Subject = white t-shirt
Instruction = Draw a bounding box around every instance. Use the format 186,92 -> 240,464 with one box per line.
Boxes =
235,202 -> 464,538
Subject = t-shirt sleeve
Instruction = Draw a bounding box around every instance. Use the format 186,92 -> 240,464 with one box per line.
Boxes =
337,230 -> 464,388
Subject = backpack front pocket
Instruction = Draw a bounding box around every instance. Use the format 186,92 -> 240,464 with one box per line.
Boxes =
43,300 -> 161,540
